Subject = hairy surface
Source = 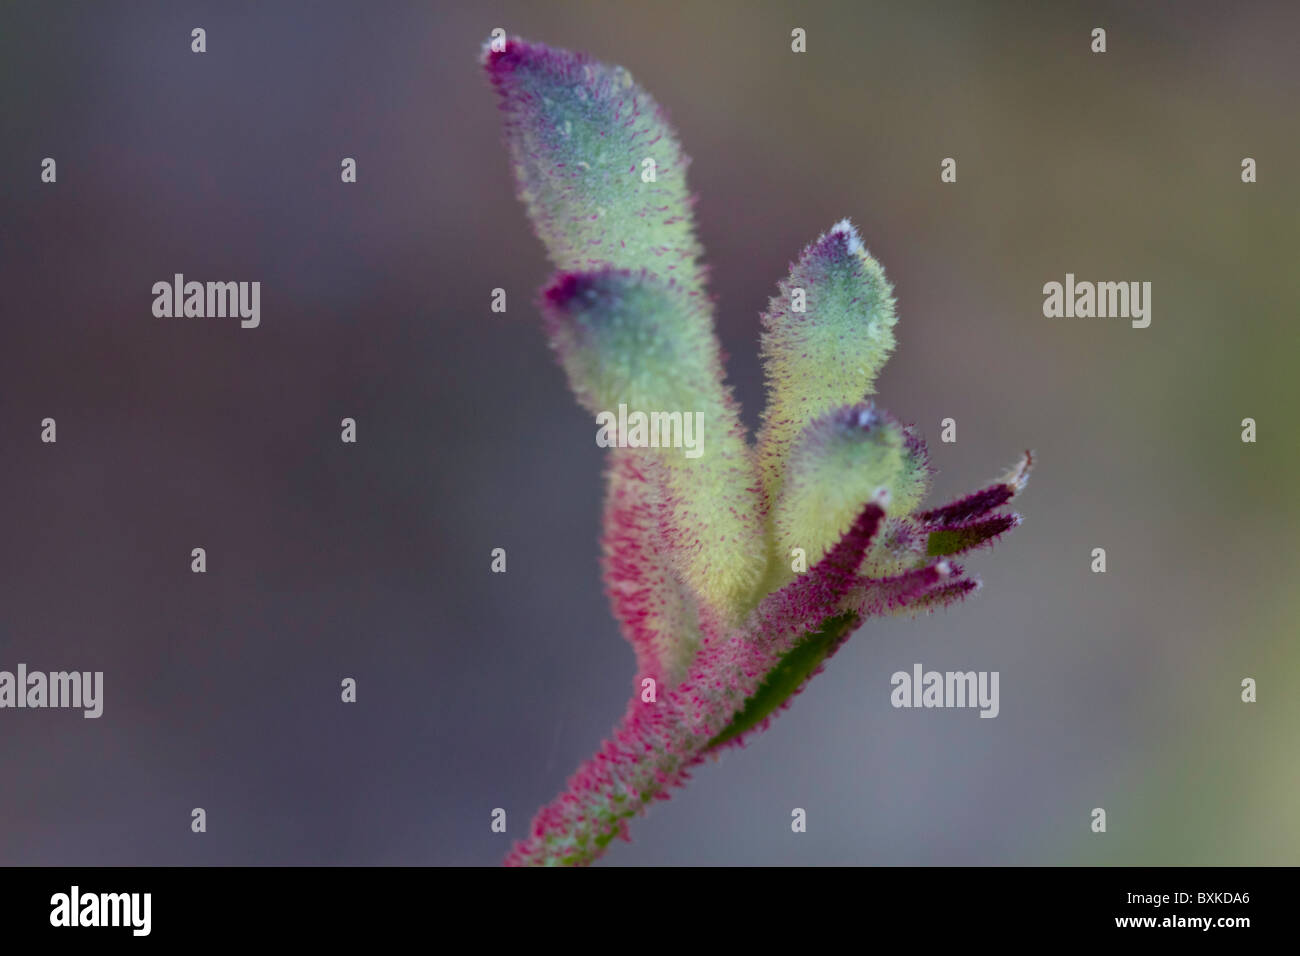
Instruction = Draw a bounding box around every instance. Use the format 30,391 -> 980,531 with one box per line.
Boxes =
484,36 -> 1030,866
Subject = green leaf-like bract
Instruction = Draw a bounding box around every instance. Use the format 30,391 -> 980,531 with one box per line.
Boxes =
707,612 -> 858,749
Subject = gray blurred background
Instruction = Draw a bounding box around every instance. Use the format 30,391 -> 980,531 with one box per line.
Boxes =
1,0 -> 1296,865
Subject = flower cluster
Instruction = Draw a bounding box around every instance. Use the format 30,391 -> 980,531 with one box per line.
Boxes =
483,36 -> 1030,866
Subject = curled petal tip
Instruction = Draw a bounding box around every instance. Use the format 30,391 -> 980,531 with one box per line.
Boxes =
1005,450 -> 1034,492
917,448 -> 1032,526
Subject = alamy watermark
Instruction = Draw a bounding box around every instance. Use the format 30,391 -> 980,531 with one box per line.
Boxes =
595,404 -> 704,459
152,273 -> 260,328
1042,273 -> 1150,328
0,664 -> 103,718
891,663 -> 999,718
50,886 -> 150,936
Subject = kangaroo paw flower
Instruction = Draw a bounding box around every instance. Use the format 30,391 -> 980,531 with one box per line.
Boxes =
483,36 -> 1031,866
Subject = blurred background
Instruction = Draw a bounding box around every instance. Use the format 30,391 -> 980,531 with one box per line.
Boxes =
0,0 -> 1296,865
